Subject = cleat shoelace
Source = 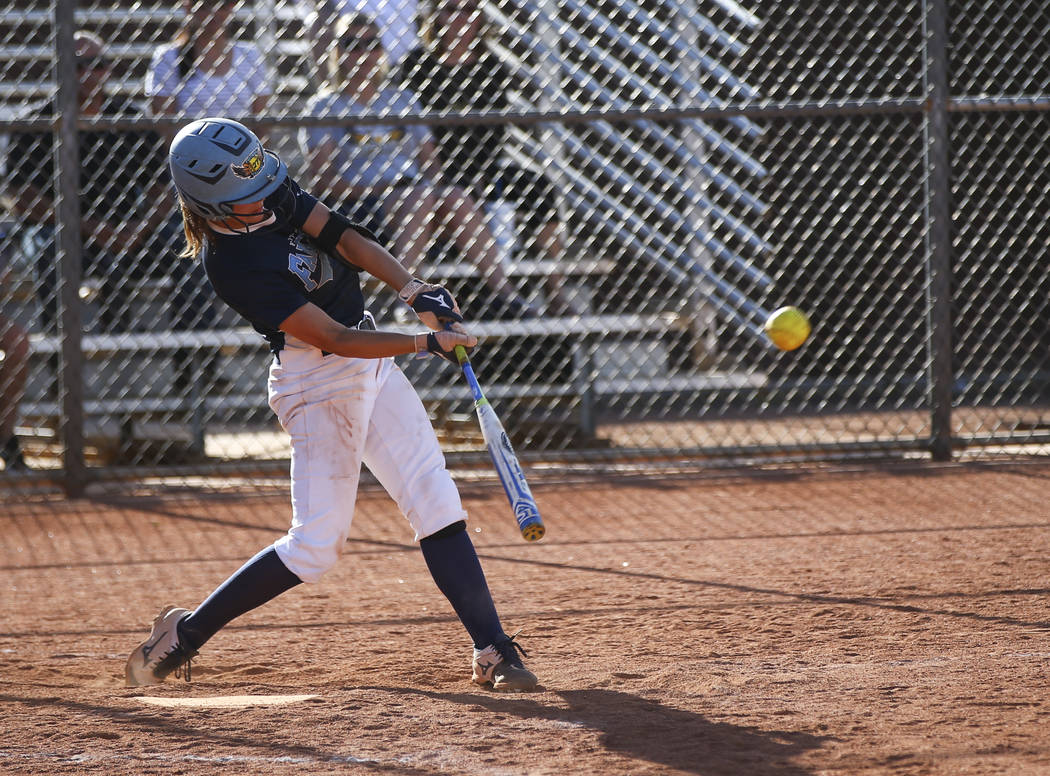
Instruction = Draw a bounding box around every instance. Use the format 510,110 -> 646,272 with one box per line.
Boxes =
175,653 -> 192,682
157,641 -> 197,683
495,629 -> 529,668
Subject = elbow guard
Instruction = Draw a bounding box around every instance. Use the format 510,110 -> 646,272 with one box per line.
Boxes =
314,209 -> 384,254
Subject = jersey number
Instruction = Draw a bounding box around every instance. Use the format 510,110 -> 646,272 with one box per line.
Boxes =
288,235 -> 334,292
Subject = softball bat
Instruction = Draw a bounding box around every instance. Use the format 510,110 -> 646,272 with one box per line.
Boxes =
453,344 -> 545,542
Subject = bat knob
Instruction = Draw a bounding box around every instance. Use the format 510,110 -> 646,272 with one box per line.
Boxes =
521,522 -> 546,542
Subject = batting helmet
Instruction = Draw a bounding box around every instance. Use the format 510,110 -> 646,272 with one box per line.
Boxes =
168,117 -> 287,218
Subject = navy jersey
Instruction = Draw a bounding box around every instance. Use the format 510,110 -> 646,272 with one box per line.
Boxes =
202,183 -> 366,354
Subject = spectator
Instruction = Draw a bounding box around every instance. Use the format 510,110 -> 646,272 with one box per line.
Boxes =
145,0 -> 272,119
5,30 -> 218,410
302,0 -> 421,76
301,13 -> 534,317
401,0 -> 578,313
4,31 -> 181,337
147,1 -> 277,389
0,233 -> 29,471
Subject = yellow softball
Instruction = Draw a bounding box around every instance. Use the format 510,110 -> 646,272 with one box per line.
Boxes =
764,306 -> 811,351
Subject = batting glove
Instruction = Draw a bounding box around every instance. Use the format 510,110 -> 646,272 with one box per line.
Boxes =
415,327 -> 477,363
399,278 -> 463,330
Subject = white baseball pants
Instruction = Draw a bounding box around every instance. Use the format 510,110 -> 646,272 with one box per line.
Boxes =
267,336 -> 466,583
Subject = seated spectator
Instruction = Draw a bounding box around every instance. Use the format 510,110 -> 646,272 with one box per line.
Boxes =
301,13 -> 534,318
302,0 -> 421,77
145,0 -> 272,119
147,1 -> 277,389
4,31 -> 186,336
401,0 -> 578,314
4,30 -> 218,402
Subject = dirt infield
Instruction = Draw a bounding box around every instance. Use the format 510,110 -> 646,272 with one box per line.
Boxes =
3,462 -> 1050,775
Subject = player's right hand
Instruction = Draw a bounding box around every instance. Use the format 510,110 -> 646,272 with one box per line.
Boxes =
399,279 -> 463,330
416,326 -> 477,363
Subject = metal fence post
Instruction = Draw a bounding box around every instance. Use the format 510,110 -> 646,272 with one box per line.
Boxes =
923,0 -> 953,461
54,0 -> 87,495
674,0 -> 718,364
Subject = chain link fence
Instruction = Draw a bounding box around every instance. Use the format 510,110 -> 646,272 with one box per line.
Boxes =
0,0 -> 1047,493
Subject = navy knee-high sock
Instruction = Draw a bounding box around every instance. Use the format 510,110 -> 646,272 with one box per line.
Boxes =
420,521 -> 505,649
178,546 -> 301,651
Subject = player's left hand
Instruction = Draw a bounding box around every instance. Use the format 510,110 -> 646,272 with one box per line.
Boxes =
416,325 -> 477,363
399,279 -> 463,330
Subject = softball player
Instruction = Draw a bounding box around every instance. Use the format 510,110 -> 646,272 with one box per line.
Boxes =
124,117 -> 538,692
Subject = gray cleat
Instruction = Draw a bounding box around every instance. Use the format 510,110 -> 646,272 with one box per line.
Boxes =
125,605 -> 197,687
472,631 -> 538,692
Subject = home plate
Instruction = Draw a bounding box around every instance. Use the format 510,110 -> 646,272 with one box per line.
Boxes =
134,694 -> 318,708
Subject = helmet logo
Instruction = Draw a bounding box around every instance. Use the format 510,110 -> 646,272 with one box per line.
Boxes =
231,147 -> 264,179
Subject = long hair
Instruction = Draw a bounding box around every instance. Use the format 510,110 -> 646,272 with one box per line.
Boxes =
179,199 -> 213,259
175,34 -> 196,80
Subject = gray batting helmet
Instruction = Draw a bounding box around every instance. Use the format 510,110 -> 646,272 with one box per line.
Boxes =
168,117 -> 287,218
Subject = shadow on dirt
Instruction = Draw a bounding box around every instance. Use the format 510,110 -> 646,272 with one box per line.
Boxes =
5,685 -> 832,774
380,686 -> 833,775
0,693 -> 440,776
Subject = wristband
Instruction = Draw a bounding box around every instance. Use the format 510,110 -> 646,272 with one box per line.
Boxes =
398,278 -> 429,304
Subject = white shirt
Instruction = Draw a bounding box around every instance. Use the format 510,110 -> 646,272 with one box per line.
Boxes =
145,42 -> 273,118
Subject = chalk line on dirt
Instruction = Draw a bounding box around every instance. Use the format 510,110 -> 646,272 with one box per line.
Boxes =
132,694 -> 318,708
